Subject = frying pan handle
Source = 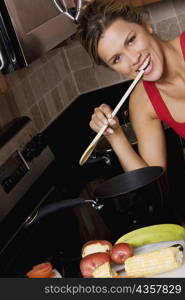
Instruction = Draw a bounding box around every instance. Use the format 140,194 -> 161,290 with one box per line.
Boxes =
24,198 -> 102,227
37,197 -> 85,217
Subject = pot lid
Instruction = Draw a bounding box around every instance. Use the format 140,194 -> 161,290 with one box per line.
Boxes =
94,166 -> 164,199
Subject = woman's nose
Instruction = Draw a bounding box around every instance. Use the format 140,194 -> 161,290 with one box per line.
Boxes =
127,52 -> 142,66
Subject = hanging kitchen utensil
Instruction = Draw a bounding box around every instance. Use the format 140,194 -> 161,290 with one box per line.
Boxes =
79,69 -> 145,166
52,0 -> 83,23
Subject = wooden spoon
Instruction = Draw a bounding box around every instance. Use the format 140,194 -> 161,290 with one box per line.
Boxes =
79,69 -> 144,165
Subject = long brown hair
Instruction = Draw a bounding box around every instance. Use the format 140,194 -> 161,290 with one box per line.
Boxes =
77,0 -> 147,65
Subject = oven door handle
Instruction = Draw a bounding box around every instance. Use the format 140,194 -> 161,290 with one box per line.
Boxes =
0,50 -> 5,70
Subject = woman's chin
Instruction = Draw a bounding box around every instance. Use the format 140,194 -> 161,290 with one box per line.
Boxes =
143,70 -> 163,82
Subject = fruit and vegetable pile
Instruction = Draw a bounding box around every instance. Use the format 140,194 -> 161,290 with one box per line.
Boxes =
79,224 -> 185,278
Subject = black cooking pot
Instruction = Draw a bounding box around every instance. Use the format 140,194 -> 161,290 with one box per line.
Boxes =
93,166 -> 170,240
25,167 -> 170,242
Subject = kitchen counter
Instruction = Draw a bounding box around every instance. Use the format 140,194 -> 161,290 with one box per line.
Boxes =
0,116 -> 30,148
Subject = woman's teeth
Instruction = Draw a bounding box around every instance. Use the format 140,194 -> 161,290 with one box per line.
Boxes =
139,56 -> 150,71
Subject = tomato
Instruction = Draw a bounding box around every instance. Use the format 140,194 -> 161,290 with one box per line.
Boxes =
26,262 -> 53,278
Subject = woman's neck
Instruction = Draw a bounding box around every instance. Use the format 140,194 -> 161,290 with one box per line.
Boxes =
157,37 -> 185,85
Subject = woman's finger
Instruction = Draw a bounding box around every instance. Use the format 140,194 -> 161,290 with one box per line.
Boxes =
99,104 -> 113,119
92,108 -> 108,125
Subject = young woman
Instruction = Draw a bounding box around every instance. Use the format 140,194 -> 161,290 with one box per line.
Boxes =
77,0 -> 185,172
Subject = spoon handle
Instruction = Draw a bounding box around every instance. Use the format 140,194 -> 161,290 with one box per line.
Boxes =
79,69 -> 144,166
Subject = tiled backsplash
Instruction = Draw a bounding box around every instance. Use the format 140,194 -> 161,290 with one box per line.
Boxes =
0,0 -> 185,132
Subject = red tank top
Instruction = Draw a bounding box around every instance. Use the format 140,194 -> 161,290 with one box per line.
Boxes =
142,31 -> 185,139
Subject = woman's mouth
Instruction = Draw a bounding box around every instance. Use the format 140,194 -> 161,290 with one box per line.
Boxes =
137,56 -> 152,75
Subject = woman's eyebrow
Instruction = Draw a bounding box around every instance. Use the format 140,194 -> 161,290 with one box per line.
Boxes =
107,31 -> 133,64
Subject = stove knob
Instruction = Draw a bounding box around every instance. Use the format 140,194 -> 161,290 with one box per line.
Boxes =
21,133 -> 48,162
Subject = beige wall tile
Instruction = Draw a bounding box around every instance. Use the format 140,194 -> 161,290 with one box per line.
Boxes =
25,56 -> 46,74
29,68 -> 50,99
52,51 -> 71,79
57,82 -> 70,106
149,0 -> 175,23
5,70 -> 22,89
29,104 -> 45,131
156,17 -> 180,40
63,74 -> 78,100
42,60 -> 61,88
60,49 -> 71,73
179,14 -> 185,32
22,79 -> 37,107
10,84 -> 29,114
39,98 -> 51,125
172,0 -> 185,15
74,67 -> 99,93
51,87 -> 64,112
65,45 -> 92,71
16,66 -> 30,80
94,65 -> 122,88
8,78 -> 36,113
43,93 -> 59,120
4,91 -> 20,118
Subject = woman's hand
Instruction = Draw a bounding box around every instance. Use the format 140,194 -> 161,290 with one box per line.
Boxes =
90,104 -> 120,136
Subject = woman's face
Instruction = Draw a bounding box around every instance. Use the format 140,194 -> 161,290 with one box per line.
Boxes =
97,18 -> 164,81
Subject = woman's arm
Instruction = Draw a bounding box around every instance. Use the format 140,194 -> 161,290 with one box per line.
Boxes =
89,84 -> 167,172
129,84 -> 167,170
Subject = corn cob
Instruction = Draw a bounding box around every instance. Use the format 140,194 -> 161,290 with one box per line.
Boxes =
115,224 -> 185,248
124,244 -> 183,277
92,262 -> 117,278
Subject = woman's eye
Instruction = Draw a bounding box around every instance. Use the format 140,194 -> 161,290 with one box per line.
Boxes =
128,35 -> 136,45
113,55 -> 121,64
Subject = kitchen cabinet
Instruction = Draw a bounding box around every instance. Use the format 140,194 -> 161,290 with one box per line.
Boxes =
3,0 -> 77,63
0,75 -> 7,93
131,0 -> 161,6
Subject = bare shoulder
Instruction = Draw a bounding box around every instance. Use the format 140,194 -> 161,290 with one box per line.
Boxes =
129,81 -> 156,120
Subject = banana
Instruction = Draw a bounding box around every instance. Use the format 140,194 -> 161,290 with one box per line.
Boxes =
115,224 -> 185,248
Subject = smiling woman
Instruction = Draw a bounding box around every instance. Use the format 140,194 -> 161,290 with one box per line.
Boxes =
77,0 -> 146,66
96,19 -> 154,79
77,0 -> 185,220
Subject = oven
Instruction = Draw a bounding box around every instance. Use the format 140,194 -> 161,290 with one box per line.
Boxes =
0,117 -> 57,275
0,116 -> 102,277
